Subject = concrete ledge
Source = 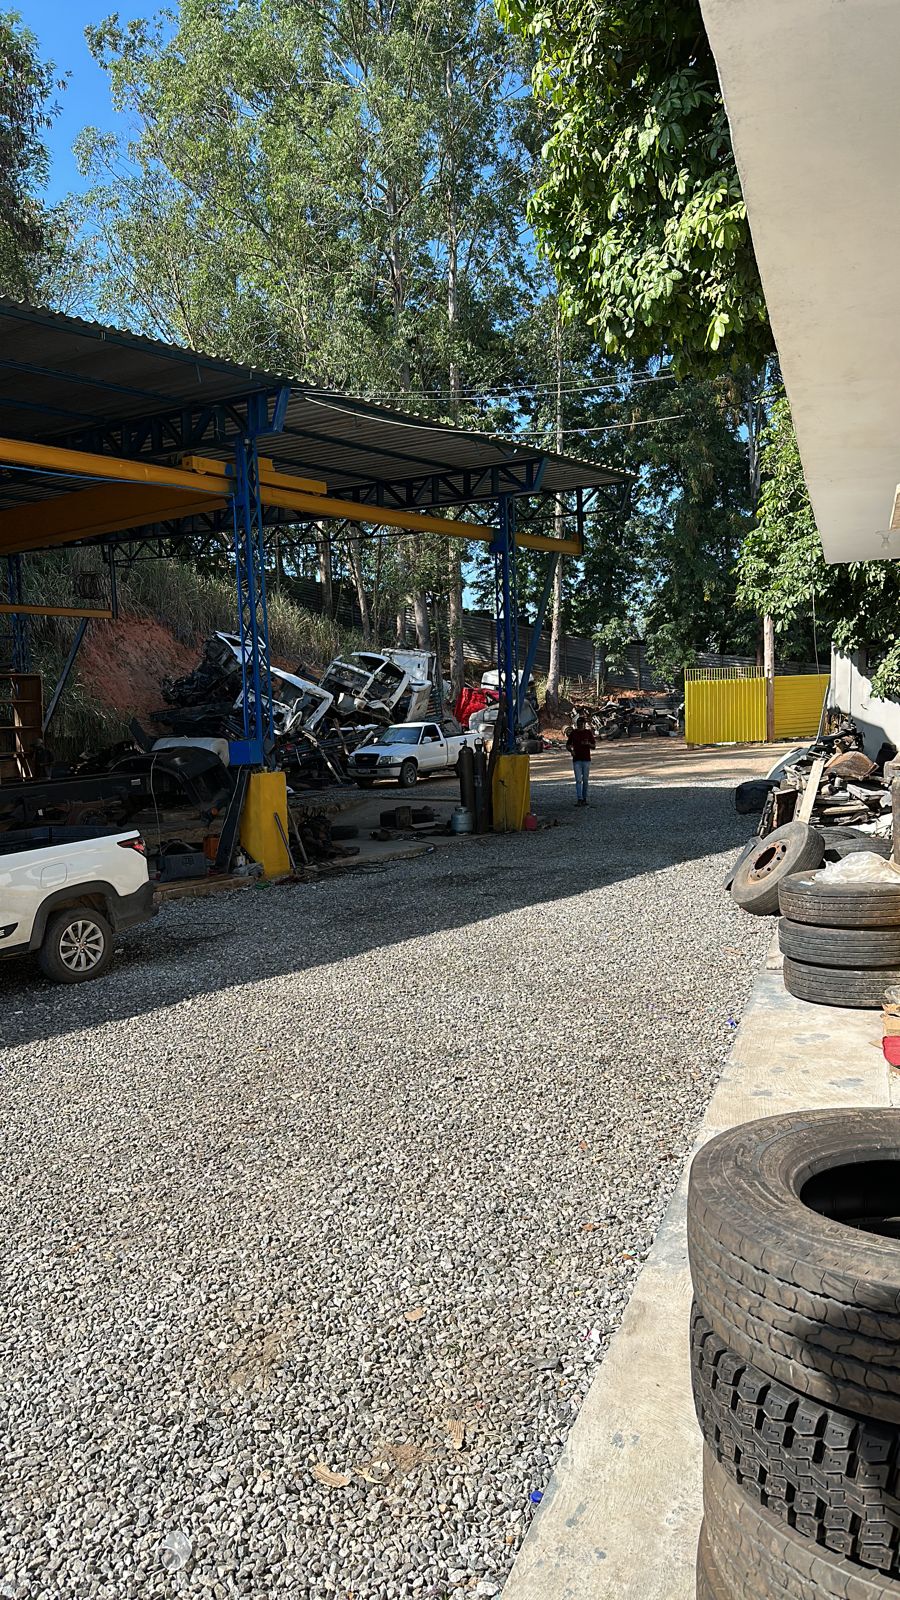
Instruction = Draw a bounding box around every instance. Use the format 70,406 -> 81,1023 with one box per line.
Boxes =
502,943 -> 896,1600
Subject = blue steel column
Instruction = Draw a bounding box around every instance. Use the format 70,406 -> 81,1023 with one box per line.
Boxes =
491,494 -> 519,753
6,554 -> 30,672
231,434 -> 274,761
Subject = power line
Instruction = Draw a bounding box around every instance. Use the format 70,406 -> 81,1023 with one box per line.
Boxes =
355,373 -> 677,402
520,413 -> 686,438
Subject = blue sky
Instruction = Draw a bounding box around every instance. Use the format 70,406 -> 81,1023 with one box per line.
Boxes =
26,0 -> 149,201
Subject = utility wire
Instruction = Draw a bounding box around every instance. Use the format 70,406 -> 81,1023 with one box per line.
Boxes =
519,413 -> 686,438
355,373 -> 677,401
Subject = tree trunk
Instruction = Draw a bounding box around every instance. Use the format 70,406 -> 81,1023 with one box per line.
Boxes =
443,75 -> 467,702
345,529 -> 372,643
546,558 -> 564,711
317,524 -> 333,619
447,556 -> 465,698
545,302 -> 566,712
764,612 -> 776,742
413,588 -> 431,649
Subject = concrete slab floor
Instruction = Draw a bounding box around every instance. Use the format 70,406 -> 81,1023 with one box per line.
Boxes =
502,944 -> 900,1600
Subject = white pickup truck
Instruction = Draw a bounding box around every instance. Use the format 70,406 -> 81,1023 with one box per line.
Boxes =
0,827 -> 156,982
349,722 -> 482,788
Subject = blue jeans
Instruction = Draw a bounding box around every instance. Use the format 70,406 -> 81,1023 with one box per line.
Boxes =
573,760 -> 590,801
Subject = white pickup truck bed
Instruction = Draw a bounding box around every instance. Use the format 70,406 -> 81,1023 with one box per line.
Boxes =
0,826 -> 156,982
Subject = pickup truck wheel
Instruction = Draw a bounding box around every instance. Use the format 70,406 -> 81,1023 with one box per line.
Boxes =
39,907 -> 113,983
398,760 -> 418,788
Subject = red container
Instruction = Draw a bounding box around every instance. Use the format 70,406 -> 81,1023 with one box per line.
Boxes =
884,1035 -> 900,1068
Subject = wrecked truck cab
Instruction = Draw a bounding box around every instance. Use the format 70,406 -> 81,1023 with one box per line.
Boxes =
214,632 -> 334,736
319,649 -> 439,725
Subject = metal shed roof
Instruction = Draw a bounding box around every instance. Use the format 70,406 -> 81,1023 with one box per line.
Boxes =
0,299 -> 624,523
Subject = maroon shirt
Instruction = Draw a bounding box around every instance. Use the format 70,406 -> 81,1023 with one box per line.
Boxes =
567,726 -> 596,762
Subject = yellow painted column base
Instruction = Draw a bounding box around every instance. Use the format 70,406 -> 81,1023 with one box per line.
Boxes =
492,753 -> 531,832
239,769 -> 291,877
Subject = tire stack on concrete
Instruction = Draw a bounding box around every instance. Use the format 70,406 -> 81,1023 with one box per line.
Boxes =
689,1109 -> 900,1600
778,873 -> 900,1008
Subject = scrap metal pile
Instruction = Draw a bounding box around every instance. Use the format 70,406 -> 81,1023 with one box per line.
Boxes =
156,633 -> 449,787
574,693 -> 679,740
744,718 -> 895,839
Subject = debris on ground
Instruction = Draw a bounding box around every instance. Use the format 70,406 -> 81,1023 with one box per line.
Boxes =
745,718 -> 895,842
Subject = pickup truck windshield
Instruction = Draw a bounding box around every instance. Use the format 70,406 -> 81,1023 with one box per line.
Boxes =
372,727 -> 421,746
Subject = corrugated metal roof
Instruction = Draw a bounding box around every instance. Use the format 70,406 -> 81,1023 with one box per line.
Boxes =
0,299 -> 626,526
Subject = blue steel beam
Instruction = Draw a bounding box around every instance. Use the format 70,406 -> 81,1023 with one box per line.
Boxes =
231,436 -> 274,762
228,389 -> 289,762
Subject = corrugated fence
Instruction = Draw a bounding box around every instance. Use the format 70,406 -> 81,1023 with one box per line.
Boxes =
685,667 -> 830,745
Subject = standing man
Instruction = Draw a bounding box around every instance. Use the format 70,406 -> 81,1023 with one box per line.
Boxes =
566,714 -> 596,806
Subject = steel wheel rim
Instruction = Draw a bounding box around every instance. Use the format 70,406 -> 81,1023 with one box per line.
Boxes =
58,919 -> 105,972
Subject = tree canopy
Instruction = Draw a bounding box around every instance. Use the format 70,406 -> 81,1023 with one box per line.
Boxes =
497,0 -> 772,373
736,389 -> 900,696
0,11 -> 60,296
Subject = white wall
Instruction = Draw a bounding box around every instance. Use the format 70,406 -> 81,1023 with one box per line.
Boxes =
700,0 -> 900,563
830,649 -> 900,759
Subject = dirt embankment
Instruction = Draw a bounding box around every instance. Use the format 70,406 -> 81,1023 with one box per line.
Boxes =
78,617 -> 198,733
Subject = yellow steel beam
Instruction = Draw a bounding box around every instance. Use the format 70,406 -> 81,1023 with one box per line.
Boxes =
182,454 -> 328,497
0,484 -> 229,555
516,531 -> 582,555
182,453 -> 581,551
0,602 -> 113,618
0,433 -> 581,555
0,435 -> 233,497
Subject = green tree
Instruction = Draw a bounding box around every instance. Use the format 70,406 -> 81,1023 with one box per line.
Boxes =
0,12 -> 60,296
736,389 -> 900,696
79,0 -> 537,673
497,0 -> 771,373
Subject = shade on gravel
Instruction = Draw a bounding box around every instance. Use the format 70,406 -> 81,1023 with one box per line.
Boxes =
0,766 -> 770,1599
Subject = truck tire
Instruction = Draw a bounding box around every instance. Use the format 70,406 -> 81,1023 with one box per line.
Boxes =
782,955 -> 900,1008
778,918 -> 900,968
702,1446 -> 900,1599
730,823 -> 825,915
38,906 -> 113,983
723,839 -> 760,893
691,1304 -> 900,1574
398,759 -> 418,788
779,872 -> 900,928
687,1110 -> 900,1424
734,778 -> 776,815
822,829 -> 892,862
696,1523 -> 732,1600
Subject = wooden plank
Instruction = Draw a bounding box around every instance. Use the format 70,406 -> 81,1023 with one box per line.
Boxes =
154,873 -> 251,902
797,755 -> 825,822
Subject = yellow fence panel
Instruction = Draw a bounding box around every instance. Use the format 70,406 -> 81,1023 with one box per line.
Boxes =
684,670 -> 766,746
773,674 -> 829,740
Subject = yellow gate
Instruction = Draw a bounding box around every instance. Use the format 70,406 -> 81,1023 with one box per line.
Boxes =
684,667 -> 830,746
773,674 -> 830,740
684,667 -> 765,746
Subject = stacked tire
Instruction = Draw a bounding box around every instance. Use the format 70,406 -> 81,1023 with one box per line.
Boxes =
778,871 -> 900,1008
688,1110 -> 900,1598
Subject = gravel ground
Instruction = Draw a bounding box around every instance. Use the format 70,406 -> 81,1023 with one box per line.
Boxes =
0,765 -> 771,1600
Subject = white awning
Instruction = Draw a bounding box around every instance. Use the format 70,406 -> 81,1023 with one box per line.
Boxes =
700,0 -> 900,563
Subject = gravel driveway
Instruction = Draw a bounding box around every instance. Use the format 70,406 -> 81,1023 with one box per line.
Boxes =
0,755 -> 771,1599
